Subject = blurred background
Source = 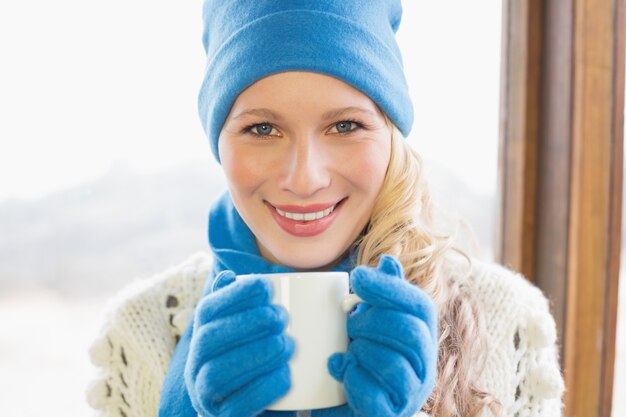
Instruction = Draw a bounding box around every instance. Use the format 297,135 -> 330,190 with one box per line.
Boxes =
0,1 -> 622,416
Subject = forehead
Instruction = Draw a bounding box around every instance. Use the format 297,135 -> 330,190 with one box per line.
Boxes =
230,71 -> 383,117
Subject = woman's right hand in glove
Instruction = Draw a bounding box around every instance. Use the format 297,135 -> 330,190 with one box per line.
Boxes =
184,270 -> 295,417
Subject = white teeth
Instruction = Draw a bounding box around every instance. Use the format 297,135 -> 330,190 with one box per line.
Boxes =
275,204 -> 337,221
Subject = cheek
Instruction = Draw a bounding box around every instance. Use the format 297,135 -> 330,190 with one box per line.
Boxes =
336,141 -> 390,193
219,140 -> 267,193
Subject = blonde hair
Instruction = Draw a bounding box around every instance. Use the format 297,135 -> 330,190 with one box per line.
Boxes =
352,121 -> 503,417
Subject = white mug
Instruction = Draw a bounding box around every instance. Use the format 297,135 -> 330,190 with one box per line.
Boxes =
237,271 -> 362,411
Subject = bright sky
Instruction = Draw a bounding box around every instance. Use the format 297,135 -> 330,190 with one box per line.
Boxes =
0,1 -> 501,202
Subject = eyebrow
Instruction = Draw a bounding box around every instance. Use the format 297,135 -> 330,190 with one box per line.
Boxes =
230,106 -> 379,122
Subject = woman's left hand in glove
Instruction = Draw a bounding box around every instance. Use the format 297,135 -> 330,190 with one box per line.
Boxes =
314,254 -> 438,417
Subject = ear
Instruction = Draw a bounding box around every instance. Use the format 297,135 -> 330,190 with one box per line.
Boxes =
377,254 -> 404,278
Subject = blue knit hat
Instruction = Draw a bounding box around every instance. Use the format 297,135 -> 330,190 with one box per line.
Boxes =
198,0 -> 413,162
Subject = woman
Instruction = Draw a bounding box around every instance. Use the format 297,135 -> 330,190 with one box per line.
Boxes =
87,1 -> 565,416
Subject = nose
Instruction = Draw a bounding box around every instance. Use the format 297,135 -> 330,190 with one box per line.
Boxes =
278,134 -> 331,198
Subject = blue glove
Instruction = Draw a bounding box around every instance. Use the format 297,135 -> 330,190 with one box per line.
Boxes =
315,255 -> 438,417
184,270 -> 296,417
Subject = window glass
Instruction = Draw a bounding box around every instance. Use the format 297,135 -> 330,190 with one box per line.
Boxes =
397,1 -> 502,261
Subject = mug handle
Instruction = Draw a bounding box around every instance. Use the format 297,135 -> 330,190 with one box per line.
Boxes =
342,293 -> 363,313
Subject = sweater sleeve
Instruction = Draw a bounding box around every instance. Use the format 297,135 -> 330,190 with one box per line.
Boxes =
452,256 -> 566,417
85,252 -> 212,417
507,281 -> 565,417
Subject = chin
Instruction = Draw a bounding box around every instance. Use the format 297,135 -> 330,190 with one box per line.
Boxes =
273,249 -> 345,272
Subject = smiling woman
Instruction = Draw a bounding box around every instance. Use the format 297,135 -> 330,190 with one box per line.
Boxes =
218,72 -> 391,270
86,1 -> 564,417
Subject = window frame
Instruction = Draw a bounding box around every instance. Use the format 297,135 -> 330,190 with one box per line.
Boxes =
497,0 -> 625,415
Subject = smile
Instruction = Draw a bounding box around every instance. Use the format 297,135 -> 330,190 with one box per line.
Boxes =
275,205 -> 336,221
267,199 -> 346,237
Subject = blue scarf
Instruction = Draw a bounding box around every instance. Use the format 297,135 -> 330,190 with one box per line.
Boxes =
158,191 -> 356,416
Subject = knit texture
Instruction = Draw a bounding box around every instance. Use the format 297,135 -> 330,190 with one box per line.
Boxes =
86,251 -> 564,417
198,0 -> 413,162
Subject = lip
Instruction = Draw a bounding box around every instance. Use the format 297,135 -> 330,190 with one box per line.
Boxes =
266,198 -> 346,237
272,201 -> 340,213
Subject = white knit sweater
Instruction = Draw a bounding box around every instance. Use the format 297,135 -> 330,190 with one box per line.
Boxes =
86,251 -> 565,417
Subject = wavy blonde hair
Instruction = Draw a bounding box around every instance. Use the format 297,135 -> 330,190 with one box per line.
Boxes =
352,120 -> 503,417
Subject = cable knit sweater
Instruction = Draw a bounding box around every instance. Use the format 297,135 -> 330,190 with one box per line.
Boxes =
86,251 -> 565,417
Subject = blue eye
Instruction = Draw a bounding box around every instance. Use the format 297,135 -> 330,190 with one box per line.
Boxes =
253,123 -> 274,136
243,119 -> 364,137
242,122 -> 279,137
335,121 -> 355,133
332,120 -> 366,135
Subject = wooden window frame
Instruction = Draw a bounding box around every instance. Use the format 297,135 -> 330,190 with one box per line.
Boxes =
498,0 -> 625,416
